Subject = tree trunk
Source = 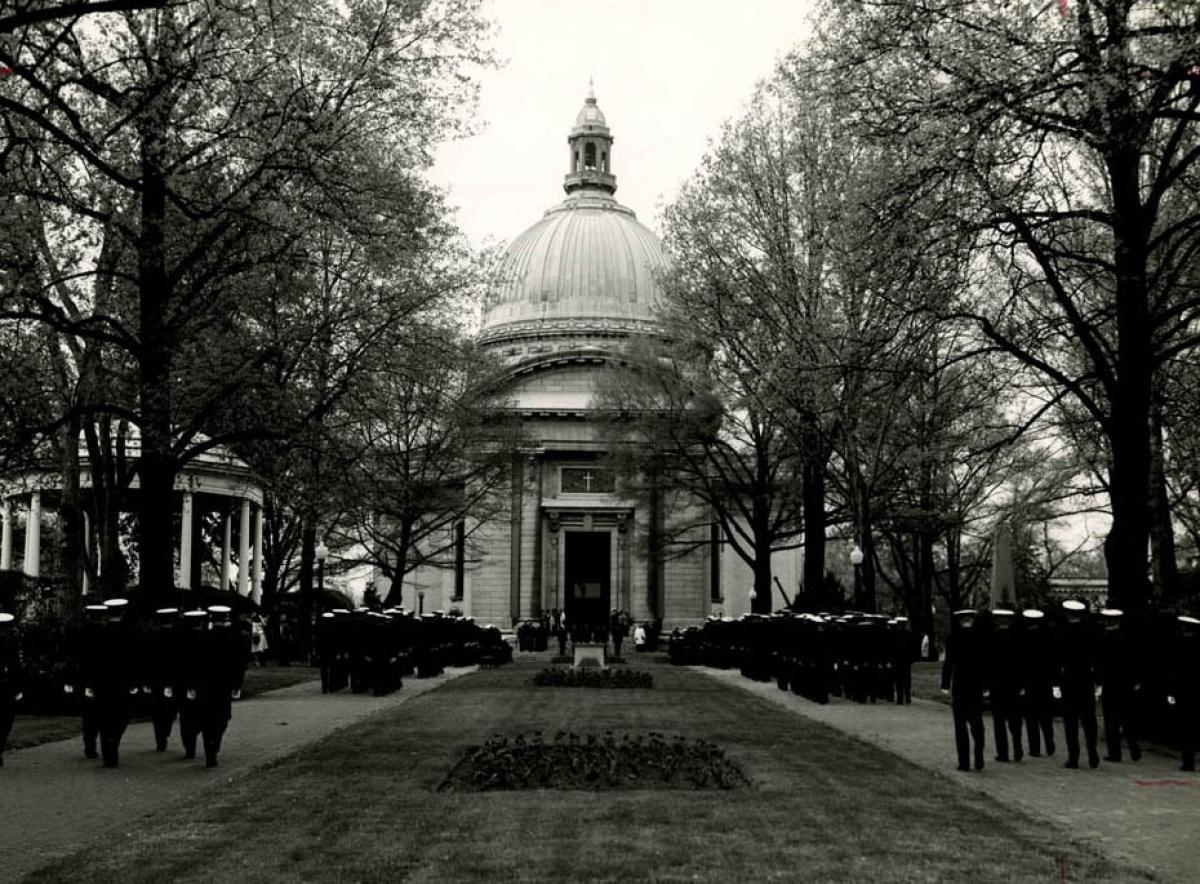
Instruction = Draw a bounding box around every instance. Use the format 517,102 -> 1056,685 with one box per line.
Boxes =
58,416 -> 84,604
1103,149 -> 1153,614
1149,399 -> 1177,601
802,454 -> 826,603
135,111 -> 177,594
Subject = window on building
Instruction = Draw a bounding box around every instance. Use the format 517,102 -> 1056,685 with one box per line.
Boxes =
584,142 -> 596,169
601,151 -> 607,172
573,150 -> 579,172
561,467 -> 614,494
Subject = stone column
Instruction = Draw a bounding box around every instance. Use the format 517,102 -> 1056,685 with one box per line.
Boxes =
82,510 -> 90,595
24,491 -> 41,578
252,503 -> 264,604
1,499 -> 12,571
179,491 -> 194,590
238,499 -> 251,596
221,511 -> 232,591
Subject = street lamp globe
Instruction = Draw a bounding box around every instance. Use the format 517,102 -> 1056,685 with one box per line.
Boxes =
748,589 -> 757,601
849,545 -> 864,566
315,542 -> 329,563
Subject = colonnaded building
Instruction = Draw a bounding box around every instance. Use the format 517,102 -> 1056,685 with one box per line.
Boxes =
383,89 -> 801,628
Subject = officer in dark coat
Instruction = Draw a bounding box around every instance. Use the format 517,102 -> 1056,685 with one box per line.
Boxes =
178,608 -> 210,759
890,617 -> 913,705
1097,608 -> 1141,763
0,612 -> 23,767
64,603 -> 108,759
942,609 -> 987,771
145,607 -> 182,752
1019,608 -> 1056,757
987,609 -> 1024,762
94,598 -> 136,767
193,605 -> 247,768
1056,599 -> 1101,769
316,612 -> 337,693
1166,615 -> 1199,772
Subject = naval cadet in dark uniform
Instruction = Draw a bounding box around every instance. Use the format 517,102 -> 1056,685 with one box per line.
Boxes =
146,607 -> 182,752
1056,599 -> 1101,769
0,612 -> 23,766
987,609 -> 1024,762
1166,615 -> 1199,772
1019,608 -> 1056,757
1097,608 -> 1141,763
942,609 -> 987,771
193,605 -> 247,768
178,608 -> 210,759
64,603 -> 108,759
94,598 -> 136,767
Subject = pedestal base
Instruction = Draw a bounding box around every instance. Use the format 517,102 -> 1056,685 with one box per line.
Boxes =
572,642 -> 607,669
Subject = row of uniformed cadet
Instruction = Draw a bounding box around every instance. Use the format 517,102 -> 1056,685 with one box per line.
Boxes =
316,608 -> 512,696
61,600 -> 248,768
0,613 -> 22,766
670,612 -> 916,706
943,603 -> 1199,773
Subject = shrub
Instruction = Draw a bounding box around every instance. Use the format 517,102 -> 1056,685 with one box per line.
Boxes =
439,731 -> 751,792
531,667 -> 652,689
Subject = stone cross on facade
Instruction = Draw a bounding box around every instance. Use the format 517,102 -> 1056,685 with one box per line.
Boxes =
582,470 -> 594,492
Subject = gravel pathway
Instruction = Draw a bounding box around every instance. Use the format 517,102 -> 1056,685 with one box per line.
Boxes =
0,669 -> 472,882
700,667 -> 1200,883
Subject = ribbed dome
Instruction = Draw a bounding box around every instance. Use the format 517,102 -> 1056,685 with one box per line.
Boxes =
480,192 -> 667,339
574,100 -> 607,131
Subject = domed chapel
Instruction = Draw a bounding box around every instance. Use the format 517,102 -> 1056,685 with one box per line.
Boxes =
460,86 -> 715,631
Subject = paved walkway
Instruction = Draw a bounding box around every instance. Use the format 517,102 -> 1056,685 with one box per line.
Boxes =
0,669 -> 471,882
700,667 -> 1200,883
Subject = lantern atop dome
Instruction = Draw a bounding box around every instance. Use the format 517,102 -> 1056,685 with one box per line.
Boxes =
565,80 -> 616,195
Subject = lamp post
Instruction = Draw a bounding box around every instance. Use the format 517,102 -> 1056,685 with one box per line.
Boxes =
417,589 -> 425,616
849,544 -> 864,610
311,542 -> 328,663
748,587 -> 757,615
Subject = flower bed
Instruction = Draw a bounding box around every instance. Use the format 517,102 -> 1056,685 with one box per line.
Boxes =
532,666 -> 653,689
439,731 -> 751,791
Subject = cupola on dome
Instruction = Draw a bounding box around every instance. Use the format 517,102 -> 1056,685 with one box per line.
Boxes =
479,86 -> 667,345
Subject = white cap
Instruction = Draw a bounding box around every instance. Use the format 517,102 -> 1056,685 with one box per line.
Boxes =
0,613 -> 14,624
207,605 -> 232,615
85,604 -> 108,613
1021,609 -> 1045,620
1062,600 -> 1086,612
103,598 -> 129,608
993,609 -> 1015,617
155,607 -> 179,616
183,609 -> 207,619
321,612 -> 335,619
1100,608 -> 1124,617
895,616 -> 908,623
953,609 -> 976,617
1178,615 -> 1200,626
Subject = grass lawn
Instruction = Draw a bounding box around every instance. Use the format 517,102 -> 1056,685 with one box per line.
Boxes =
910,661 -> 951,705
28,661 -> 1147,883
8,664 -> 317,752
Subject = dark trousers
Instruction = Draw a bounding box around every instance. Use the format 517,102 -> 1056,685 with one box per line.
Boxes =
0,704 -> 13,762
151,692 -> 178,751
952,699 -> 985,770
1062,687 -> 1100,766
202,715 -> 229,765
81,697 -> 100,757
894,664 -> 912,704
991,690 -> 1024,761
180,699 -> 201,757
97,694 -> 130,767
1177,700 -> 1198,771
1023,686 -> 1056,756
1101,685 -> 1140,761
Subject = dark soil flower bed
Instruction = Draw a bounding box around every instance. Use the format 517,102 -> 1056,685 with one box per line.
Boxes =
438,731 -> 751,792
532,666 -> 653,688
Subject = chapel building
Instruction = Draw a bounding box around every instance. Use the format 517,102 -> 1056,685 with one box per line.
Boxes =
390,89 -> 801,627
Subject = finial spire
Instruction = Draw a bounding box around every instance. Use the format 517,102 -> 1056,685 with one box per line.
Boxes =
587,76 -> 595,102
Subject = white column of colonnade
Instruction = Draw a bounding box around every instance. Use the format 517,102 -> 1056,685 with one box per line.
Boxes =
252,503 -> 264,604
179,491 -> 194,590
1,499 -> 12,571
82,511 -> 90,595
238,499 -> 251,596
221,511 -> 232,591
23,491 -> 41,578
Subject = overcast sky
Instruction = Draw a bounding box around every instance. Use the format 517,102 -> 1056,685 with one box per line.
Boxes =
430,0 -> 816,248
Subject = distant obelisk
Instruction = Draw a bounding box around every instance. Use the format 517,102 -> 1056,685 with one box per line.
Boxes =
990,522 -> 1017,610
